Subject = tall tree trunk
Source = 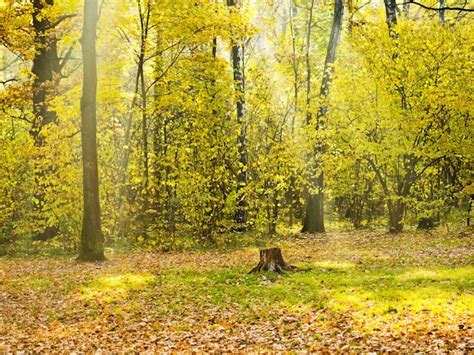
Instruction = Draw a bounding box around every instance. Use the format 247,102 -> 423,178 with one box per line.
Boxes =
318,0 -> 344,118
30,0 -> 61,240
304,0 -> 315,125
302,0 -> 344,233
287,0 -> 298,227
164,120 -> 176,232
78,0 -> 105,261
228,0 -> 248,229
152,33 -> 164,226
289,0 -> 298,136
140,63 -> 149,237
138,0 -> 151,238
383,0 -> 406,233
114,0 -> 151,239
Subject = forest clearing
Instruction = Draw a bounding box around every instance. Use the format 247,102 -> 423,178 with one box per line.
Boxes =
1,0 -> 473,351
1,230 -> 473,352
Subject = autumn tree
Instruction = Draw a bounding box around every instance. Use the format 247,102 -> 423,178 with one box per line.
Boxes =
30,0 -> 72,241
0,0 -> 472,252
302,0 -> 344,233
330,16 -> 473,233
228,0 -> 249,230
78,0 -> 104,261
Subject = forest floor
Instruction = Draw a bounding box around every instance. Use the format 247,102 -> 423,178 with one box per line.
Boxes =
1,229 -> 473,352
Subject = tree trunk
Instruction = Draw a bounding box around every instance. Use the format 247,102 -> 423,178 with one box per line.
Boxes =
350,160 -> 364,229
305,0 -> 315,125
383,0 -> 398,37
417,177 -> 438,230
228,0 -> 248,229
31,0 -> 60,145
30,0 -> 61,241
249,248 -> 295,273
78,0 -> 105,262
439,0 -> 446,24
138,0 -> 151,239
286,1 -> 298,228
317,0 -> 343,119
388,200 -> 405,233
302,0 -> 343,233
289,0 -> 298,136
467,194 -> 473,227
302,173 -> 325,233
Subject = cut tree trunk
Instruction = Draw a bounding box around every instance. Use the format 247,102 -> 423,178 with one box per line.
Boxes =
249,248 -> 295,274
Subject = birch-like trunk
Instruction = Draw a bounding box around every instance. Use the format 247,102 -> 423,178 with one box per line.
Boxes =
228,0 -> 248,229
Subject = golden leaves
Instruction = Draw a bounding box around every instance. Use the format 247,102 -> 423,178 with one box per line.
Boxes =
1,230 -> 473,351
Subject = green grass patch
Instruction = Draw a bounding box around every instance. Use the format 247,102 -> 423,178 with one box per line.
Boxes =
76,260 -> 473,333
80,272 -> 158,303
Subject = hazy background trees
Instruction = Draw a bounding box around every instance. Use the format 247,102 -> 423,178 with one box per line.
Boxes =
0,0 -> 472,255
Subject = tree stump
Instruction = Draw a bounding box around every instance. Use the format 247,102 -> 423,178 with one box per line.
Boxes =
249,247 -> 295,274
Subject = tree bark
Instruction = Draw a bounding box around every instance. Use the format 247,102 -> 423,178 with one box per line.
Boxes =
383,0 -> 398,37
228,0 -> 248,229
286,0 -> 299,227
302,173 -> 325,232
78,0 -> 105,261
467,194 -> 473,227
302,0 -> 343,233
388,200 -> 405,233
289,0 -> 298,136
138,0 -> 151,239
31,0 -> 60,144
439,0 -> 446,23
30,0 -> 61,241
305,0 -> 315,125
249,248 -> 295,273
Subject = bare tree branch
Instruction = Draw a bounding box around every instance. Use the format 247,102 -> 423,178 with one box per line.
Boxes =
145,45 -> 187,93
59,42 -> 77,71
0,78 -> 17,86
400,0 -> 474,11
47,14 -> 77,29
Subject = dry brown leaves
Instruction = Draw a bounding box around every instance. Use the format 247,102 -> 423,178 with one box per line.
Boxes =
0,230 -> 473,352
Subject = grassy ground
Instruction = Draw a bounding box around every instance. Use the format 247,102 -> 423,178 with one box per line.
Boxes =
1,229 -> 473,352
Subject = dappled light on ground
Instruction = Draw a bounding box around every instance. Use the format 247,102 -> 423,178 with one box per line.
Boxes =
81,273 -> 157,302
0,231 -> 472,351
